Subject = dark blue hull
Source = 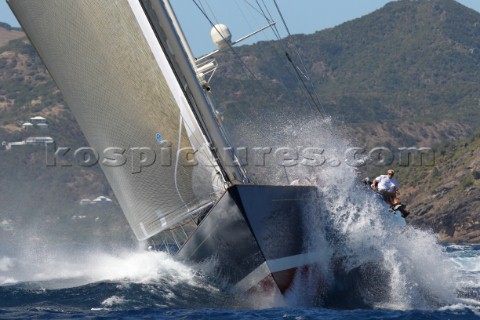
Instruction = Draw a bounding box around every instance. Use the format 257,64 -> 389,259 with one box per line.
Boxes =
176,184 -> 320,293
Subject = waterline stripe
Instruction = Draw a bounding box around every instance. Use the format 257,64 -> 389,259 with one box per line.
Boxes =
234,262 -> 270,293
234,252 -> 321,292
267,252 -> 321,273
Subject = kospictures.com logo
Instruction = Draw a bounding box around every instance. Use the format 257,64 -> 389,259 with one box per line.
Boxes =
44,143 -> 435,173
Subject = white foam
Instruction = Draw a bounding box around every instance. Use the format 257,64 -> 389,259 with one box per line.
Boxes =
82,250 -> 198,285
452,256 -> 480,273
0,276 -> 17,285
267,117 -> 462,309
439,302 -> 480,316
101,295 -> 127,307
3,245 -> 211,291
0,256 -> 18,285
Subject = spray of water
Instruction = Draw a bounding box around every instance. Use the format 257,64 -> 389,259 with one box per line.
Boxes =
259,116 -> 462,310
0,242 -> 204,287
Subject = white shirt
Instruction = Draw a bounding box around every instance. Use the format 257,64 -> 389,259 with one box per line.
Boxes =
375,175 -> 398,192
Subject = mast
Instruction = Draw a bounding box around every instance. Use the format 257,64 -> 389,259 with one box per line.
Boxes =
162,0 -> 196,68
141,0 -> 249,184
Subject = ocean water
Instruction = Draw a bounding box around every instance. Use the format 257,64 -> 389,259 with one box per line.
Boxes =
0,244 -> 479,319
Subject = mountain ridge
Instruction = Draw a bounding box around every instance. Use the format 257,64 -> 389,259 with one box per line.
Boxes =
212,0 -> 480,148
0,22 -> 23,47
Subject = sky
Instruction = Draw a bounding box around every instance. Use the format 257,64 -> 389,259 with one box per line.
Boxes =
2,0 -> 480,56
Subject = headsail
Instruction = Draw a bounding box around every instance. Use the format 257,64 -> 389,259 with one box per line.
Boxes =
8,0 -> 225,240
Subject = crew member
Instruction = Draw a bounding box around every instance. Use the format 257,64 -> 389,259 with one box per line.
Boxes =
371,169 -> 399,208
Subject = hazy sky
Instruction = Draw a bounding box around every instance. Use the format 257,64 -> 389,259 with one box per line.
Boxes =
2,0 -> 480,56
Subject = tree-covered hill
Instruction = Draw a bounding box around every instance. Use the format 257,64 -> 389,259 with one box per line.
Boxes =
211,0 -> 480,147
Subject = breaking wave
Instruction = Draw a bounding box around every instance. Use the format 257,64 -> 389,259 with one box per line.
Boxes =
259,116 -> 466,310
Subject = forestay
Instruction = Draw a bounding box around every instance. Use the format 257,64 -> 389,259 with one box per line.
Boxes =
9,0 -> 224,240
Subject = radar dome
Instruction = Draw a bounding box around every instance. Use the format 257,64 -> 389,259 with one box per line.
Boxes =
211,24 -> 232,50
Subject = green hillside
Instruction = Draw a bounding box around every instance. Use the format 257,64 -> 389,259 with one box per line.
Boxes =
211,0 -> 480,147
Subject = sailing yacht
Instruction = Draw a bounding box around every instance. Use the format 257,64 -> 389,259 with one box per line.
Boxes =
8,0 -> 322,294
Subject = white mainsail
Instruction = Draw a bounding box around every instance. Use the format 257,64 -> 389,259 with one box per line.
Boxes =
8,0 -> 228,240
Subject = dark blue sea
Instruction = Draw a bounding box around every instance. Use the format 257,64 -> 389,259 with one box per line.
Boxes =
0,242 -> 478,319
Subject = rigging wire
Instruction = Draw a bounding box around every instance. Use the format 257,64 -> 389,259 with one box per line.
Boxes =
258,0 -> 282,39
201,0 -> 220,26
242,0 -> 265,18
272,0 -> 291,36
271,0 -> 326,115
229,0 -> 324,115
248,0 -> 325,115
236,1 -> 255,33
243,0 -> 278,43
245,0 -> 314,106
